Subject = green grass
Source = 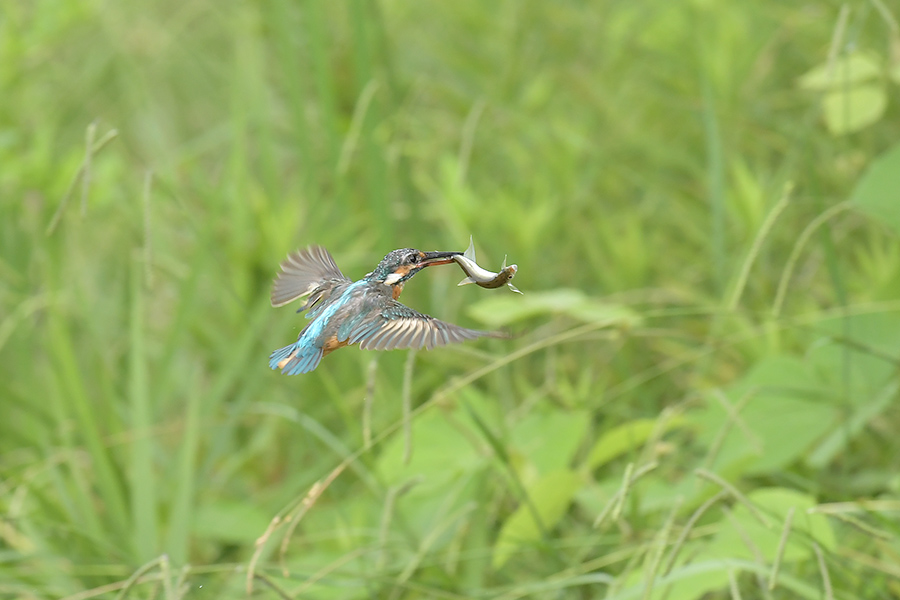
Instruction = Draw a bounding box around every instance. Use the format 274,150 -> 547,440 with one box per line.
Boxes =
3,0 -> 900,598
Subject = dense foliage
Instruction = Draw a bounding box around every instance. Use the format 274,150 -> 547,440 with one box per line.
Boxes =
2,1 -> 900,598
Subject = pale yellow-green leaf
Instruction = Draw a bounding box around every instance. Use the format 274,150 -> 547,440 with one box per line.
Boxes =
890,35 -> 900,84
708,487 -> 835,564
616,551 -> 730,600
467,289 -> 585,327
585,417 -> 683,470
797,52 -> 882,91
850,143 -> 900,236
492,469 -> 581,569
566,302 -> 642,328
467,288 -> 641,328
509,410 -> 590,479
822,84 -> 887,135
376,409 -> 484,489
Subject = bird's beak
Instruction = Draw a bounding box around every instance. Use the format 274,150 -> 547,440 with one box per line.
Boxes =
420,250 -> 462,267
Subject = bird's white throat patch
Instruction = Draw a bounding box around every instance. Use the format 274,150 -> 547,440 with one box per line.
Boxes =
384,272 -> 404,286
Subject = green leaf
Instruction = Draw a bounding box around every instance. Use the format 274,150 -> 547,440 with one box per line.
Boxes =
822,84 -> 887,135
585,417 -> 682,469
808,380 -> 898,468
467,288 -> 641,328
851,142 -> 900,235
891,61 -> 900,85
509,410 -> 590,479
466,289 -> 582,326
708,487 -> 835,563
691,355 -> 838,475
805,313 -> 900,466
797,52 -> 882,91
192,500 -> 273,544
376,410 -> 485,490
615,552 -> 730,600
809,312 -> 900,387
614,555 -> 824,600
492,469 -> 581,569
566,302 -> 642,327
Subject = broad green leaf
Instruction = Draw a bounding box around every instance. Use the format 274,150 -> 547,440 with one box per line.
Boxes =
807,312 -> 900,401
567,302 -> 642,327
573,478 -> 624,516
822,84 -> 887,135
691,356 -> 837,475
468,289 -> 585,326
808,380 -> 898,468
797,52 -> 882,91
850,142 -> 900,235
633,476 -> 702,514
613,554 -> 824,600
808,312 -> 900,389
467,288 -> 641,328
805,313 -> 900,466
493,469 -> 581,569
615,550 -> 730,600
586,417 -> 683,469
376,410 -> 485,490
576,474 -> 700,519
509,409 -> 590,479
708,487 -> 835,563
371,398 -> 492,545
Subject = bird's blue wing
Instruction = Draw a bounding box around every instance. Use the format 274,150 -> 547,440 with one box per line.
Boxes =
341,298 -> 499,351
271,246 -> 351,308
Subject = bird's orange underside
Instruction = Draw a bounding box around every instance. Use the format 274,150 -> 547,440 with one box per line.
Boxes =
277,335 -> 350,369
322,335 -> 350,356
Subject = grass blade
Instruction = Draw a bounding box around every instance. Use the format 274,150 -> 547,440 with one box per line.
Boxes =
47,314 -> 129,540
165,368 -> 203,566
129,255 -> 157,562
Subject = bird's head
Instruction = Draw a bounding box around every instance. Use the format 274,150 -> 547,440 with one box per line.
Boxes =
366,248 -> 461,286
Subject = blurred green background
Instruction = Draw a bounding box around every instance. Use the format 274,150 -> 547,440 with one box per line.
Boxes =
3,0 -> 900,598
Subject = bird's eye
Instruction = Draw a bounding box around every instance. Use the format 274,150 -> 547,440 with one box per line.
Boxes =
408,253 -> 419,264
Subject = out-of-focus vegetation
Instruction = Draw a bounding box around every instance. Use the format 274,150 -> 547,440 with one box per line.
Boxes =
2,0 -> 900,598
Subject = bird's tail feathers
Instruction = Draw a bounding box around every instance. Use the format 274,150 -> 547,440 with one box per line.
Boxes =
269,342 -> 324,375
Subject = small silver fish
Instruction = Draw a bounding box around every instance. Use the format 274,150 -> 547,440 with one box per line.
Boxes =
453,236 -> 523,294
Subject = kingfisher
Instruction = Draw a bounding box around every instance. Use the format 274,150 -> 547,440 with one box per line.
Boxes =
269,246 -> 501,375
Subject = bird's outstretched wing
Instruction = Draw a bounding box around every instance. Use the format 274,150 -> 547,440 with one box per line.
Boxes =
271,246 -> 351,308
339,298 -> 503,351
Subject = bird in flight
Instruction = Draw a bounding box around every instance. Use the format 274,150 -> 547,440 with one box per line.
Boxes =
269,246 -> 502,375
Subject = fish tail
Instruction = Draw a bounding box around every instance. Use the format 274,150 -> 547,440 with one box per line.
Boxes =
464,236 -> 477,262
269,341 -> 324,375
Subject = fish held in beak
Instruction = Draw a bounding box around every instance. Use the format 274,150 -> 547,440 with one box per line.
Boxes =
453,236 -> 523,294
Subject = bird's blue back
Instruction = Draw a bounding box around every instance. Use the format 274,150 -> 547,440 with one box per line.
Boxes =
269,279 -> 375,374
